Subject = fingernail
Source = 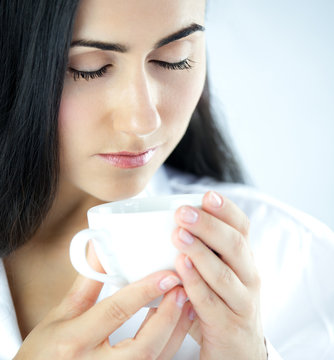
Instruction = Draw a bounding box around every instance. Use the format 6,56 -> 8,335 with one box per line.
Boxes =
180,207 -> 198,224
176,289 -> 187,308
185,256 -> 193,269
159,275 -> 181,291
179,228 -> 194,245
208,191 -> 223,208
188,306 -> 197,321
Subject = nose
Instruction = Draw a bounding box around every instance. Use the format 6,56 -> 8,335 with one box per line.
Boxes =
112,67 -> 161,137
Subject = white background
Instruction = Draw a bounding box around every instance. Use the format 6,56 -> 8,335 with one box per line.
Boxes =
205,0 -> 334,229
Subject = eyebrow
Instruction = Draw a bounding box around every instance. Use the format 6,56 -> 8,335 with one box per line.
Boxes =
70,23 -> 205,52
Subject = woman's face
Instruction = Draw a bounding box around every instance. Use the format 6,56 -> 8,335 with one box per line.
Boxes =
59,0 -> 206,201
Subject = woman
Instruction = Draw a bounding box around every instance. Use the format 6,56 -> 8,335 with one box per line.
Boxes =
1,0 -> 333,359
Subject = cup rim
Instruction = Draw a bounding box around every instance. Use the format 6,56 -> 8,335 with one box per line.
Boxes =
87,193 -> 204,215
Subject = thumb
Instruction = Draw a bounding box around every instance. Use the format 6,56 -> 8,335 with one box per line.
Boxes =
56,240 -> 105,320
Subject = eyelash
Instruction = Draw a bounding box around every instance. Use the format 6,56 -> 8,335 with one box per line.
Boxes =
153,58 -> 194,71
68,58 -> 195,81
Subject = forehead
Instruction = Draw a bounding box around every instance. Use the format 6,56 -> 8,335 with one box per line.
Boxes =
72,0 -> 206,48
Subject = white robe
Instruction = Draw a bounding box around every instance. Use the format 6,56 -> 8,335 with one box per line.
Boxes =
1,165 -> 334,359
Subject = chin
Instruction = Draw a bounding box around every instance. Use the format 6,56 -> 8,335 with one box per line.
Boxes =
79,161 -> 161,202
89,177 -> 150,203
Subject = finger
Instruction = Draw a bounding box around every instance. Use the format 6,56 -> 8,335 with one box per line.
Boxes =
188,317 -> 202,345
135,308 -> 156,335
133,287 -> 188,358
172,229 -> 248,313
54,241 -> 105,320
158,301 -> 195,360
174,205 -> 257,285
73,271 -> 182,347
135,300 -> 194,356
202,191 -> 251,238
175,254 -> 232,324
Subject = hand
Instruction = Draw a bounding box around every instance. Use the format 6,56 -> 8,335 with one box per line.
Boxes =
172,191 -> 267,360
14,243 -> 194,360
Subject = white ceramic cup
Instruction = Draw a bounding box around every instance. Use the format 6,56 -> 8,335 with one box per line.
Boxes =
69,193 -> 203,288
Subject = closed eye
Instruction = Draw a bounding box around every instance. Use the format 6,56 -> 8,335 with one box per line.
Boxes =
68,58 -> 195,81
68,65 -> 111,81
152,58 -> 195,70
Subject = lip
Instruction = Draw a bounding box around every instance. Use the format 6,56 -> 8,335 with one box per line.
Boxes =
97,147 -> 157,169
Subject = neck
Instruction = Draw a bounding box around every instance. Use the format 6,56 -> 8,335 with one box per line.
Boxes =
3,178 -> 105,338
35,177 -> 105,247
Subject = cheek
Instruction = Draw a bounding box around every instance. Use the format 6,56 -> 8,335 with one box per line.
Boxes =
58,86 -> 102,157
160,64 -> 206,133
57,93 -> 97,178
59,86 -> 95,134
58,96 -> 74,135
58,96 -> 81,159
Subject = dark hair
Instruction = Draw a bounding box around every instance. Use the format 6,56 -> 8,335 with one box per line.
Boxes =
0,0 -> 246,257
165,75 -> 246,183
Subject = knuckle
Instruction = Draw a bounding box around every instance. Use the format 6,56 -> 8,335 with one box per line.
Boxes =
105,299 -> 131,323
142,282 -> 156,299
138,282 -> 156,304
192,247 -> 206,265
245,299 -> 258,317
54,337 -> 82,359
65,290 -> 92,315
162,306 -> 178,326
190,271 -> 203,289
242,215 -> 251,236
200,289 -> 217,308
205,215 -> 217,235
135,346 -> 157,360
233,231 -> 246,255
216,266 -> 233,285
251,270 -> 262,289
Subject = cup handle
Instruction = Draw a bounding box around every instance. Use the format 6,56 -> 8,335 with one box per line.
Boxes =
69,228 -> 126,285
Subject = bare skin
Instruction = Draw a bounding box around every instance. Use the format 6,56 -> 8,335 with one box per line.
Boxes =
5,0 -> 207,343
4,0 -> 267,358
4,184 -> 103,338
10,244 -> 194,359
5,0 -> 206,355
172,191 -> 268,359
